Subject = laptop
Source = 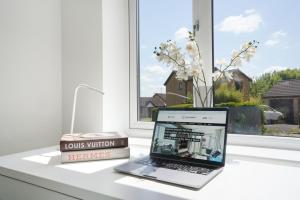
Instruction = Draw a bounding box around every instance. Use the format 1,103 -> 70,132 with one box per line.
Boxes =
114,107 -> 228,189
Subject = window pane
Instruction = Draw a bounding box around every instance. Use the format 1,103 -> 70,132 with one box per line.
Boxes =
214,0 -> 300,137
138,0 -> 192,122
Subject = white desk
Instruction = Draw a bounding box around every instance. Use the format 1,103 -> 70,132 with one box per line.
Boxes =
1,138 -> 300,200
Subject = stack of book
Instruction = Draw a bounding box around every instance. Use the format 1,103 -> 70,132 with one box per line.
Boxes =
59,132 -> 129,163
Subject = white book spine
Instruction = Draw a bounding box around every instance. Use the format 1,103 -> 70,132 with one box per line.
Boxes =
61,147 -> 130,163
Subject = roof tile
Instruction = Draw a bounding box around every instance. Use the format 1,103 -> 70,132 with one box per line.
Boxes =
264,79 -> 300,98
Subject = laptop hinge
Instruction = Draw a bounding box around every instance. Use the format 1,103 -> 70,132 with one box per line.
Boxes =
150,155 -> 222,169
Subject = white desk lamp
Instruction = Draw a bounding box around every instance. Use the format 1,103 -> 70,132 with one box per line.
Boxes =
70,83 -> 104,134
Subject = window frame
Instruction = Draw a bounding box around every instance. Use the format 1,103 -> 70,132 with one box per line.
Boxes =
128,0 -> 300,151
129,0 -> 154,129
129,0 -> 212,129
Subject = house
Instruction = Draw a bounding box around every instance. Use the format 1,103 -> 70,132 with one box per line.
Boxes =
139,97 -> 153,119
164,69 -> 252,106
151,93 -> 167,107
228,69 -> 253,101
263,79 -> 300,124
164,71 -> 193,106
139,93 -> 167,119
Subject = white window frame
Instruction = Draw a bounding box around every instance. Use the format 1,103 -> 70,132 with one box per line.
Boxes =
129,0 -> 212,129
128,0 -> 300,151
129,0 -> 154,130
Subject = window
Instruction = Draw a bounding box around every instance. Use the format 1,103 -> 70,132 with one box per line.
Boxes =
130,0 -> 212,128
234,81 -> 243,91
214,0 -> 300,137
136,0 -> 193,123
178,82 -> 183,90
129,0 -> 300,149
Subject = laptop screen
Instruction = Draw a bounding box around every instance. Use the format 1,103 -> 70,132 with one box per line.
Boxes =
151,108 -> 228,165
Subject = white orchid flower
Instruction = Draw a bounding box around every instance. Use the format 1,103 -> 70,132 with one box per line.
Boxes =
242,41 -> 251,51
212,70 -> 233,81
216,58 -> 227,68
212,71 -> 221,81
244,46 -> 256,61
224,71 -> 233,80
176,68 -> 189,81
154,37 -> 258,108
191,65 -> 201,78
231,50 -> 242,66
186,41 -> 198,57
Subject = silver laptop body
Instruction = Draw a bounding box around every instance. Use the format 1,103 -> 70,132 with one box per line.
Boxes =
115,108 -> 228,189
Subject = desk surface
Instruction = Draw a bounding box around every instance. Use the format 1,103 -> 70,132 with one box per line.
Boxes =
1,139 -> 300,200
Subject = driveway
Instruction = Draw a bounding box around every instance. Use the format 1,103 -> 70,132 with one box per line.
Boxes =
264,124 -> 300,136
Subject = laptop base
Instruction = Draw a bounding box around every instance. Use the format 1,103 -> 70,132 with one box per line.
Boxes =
114,156 -> 222,189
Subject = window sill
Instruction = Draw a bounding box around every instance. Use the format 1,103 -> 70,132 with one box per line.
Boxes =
1,142 -> 299,200
226,145 -> 300,167
128,136 -> 300,166
126,128 -> 300,150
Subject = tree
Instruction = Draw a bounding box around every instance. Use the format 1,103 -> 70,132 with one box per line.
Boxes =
214,83 -> 243,104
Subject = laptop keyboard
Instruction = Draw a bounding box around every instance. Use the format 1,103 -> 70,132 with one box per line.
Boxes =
136,158 -> 213,175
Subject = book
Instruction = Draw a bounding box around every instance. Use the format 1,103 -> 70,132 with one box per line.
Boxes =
60,132 -> 128,152
61,147 -> 130,163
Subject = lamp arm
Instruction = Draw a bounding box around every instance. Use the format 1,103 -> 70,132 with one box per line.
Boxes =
70,83 -> 104,134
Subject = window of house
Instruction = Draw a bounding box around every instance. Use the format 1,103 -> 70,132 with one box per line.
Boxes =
234,81 -> 243,91
178,82 -> 183,90
214,0 -> 300,137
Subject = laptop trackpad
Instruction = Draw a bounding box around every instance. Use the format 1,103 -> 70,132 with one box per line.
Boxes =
147,167 -> 217,188
140,166 -> 158,175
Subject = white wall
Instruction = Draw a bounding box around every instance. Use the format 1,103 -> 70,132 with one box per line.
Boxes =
102,0 -> 130,133
62,0 -> 103,134
0,0 -> 129,155
61,0 -> 130,134
0,0 -> 62,155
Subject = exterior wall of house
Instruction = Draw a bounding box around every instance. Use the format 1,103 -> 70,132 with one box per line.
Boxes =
165,73 -> 188,106
139,106 -> 152,119
152,94 -> 166,107
187,80 -> 193,97
241,76 -> 250,101
139,97 -> 152,119
166,71 -> 252,106
230,72 -> 251,101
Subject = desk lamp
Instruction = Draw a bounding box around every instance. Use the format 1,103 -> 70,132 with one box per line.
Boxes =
70,83 -> 104,134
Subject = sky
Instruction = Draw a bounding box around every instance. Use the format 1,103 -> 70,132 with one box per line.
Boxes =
139,0 -> 300,97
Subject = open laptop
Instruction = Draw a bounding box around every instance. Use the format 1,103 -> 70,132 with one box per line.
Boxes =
114,107 -> 228,189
